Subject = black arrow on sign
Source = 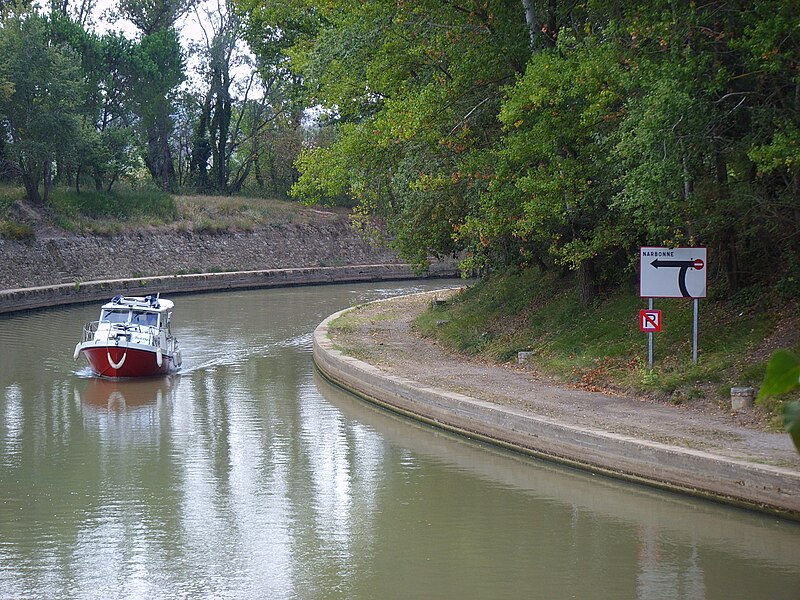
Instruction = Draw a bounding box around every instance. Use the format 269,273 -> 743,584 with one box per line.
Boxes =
650,259 -> 697,297
650,259 -> 695,269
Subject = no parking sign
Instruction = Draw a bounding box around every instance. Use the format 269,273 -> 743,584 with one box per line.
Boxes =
639,309 -> 662,332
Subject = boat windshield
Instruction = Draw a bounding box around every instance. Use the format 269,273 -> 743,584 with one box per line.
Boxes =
131,311 -> 159,327
100,309 -> 129,324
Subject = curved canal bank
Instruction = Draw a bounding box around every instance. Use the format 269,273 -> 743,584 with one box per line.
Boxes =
313,291 -> 800,520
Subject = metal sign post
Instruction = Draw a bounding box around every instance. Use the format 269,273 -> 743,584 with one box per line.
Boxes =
639,247 -> 707,367
639,302 -> 662,369
648,298 -> 654,369
693,298 -> 699,365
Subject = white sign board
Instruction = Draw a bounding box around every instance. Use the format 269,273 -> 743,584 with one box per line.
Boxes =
640,247 -> 707,298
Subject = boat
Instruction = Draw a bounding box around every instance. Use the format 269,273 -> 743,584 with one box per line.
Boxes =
74,294 -> 182,378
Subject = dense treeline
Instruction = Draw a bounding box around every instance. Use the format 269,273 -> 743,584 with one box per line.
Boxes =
235,0 -> 800,301
1,1 -> 798,301
0,0 -> 303,202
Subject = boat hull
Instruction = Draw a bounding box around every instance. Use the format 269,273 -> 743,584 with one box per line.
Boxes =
80,343 -> 177,378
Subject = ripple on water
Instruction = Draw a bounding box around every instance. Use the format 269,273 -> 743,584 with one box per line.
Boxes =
277,332 -> 313,350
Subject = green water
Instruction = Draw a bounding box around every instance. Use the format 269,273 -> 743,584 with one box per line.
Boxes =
1,282 -> 798,599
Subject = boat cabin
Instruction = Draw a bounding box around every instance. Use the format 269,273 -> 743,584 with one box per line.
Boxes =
96,295 -> 174,333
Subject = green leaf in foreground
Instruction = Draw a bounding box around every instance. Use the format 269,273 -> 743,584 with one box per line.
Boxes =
758,350 -> 800,453
758,350 -> 800,399
784,401 -> 800,453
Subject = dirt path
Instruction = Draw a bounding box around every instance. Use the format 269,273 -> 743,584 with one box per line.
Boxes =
329,290 -> 800,470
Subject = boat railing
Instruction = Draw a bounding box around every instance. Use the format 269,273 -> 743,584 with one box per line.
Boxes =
82,321 -> 99,342
82,321 -> 173,349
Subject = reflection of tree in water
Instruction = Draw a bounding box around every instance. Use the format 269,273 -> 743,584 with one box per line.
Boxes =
637,525 -> 705,600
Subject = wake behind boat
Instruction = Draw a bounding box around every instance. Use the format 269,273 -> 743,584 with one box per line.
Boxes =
74,295 -> 182,378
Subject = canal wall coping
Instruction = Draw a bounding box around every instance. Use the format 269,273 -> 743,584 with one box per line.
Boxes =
313,295 -> 800,520
0,263 -> 458,316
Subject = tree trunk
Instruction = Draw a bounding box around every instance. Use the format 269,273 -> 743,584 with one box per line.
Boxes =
720,228 -> 740,292
521,0 -> 537,47
43,159 -> 53,203
93,167 -> 104,191
21,169 -> 42,204
145,115 -> 176,192
578,257 -> 597,305
713,134 -> 740,291
161,119 -> 172,192
191,90 -> 212,191
254,149 -> 264,189
546,0 -> 558,46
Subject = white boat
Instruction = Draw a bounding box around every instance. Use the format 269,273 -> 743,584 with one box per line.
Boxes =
74,295 -> 182,378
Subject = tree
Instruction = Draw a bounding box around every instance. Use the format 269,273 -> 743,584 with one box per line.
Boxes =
739,0 -> 800,282
116,0 -> 196,35
0,7 -> 83,204
239,0 -> 532,268
466,33 -> 630,300
607,1 -> 800,293
86,32 -> 141,191
184,0 -> 300,195
118,0 -> 189,191
237,0 -> 800,293
47,16 -> 141,192
131,27 -> 184,191
190,0 -> 240,192
48,0 -> 96,26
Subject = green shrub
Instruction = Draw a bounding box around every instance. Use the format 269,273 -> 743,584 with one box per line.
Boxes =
0,220 -> 34,240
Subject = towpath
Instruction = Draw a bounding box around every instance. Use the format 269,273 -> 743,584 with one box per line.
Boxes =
318,290 -> 800,517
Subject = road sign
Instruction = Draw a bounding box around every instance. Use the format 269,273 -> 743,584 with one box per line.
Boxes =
640,247 -> 707,298
639,309 -> 662,332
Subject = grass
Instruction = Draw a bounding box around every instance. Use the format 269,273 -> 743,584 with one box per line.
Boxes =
0,183 -> 336,236
49,188 -> 178,231
0,220 -> 34,240
0,184 -> 33,239
0,183 -> 24,211
415,268 -> 800,424
174,194 -> 323,232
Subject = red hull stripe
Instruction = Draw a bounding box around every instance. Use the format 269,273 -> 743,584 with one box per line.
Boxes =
82,345 -> 174,378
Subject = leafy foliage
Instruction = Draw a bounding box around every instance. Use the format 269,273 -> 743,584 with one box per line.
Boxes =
240,0 -> 530,266
0,0 -> 797,293
0,8 -> 84,203
236,0 -> 800,299
758,350 -> 800,452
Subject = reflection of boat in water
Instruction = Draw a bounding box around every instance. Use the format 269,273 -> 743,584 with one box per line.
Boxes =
74,295 -> 182,378
77,376 -> 174,411
75,374 -> 176,448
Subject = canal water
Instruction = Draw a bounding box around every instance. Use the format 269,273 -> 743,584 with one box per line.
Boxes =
1,281 -> 799,599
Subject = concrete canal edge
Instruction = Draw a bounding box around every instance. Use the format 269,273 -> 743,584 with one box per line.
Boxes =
0,263 -> 457,316
313,301 -> 800,521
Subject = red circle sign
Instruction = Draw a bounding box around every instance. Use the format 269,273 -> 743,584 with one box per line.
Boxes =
693,259 -> 704,270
